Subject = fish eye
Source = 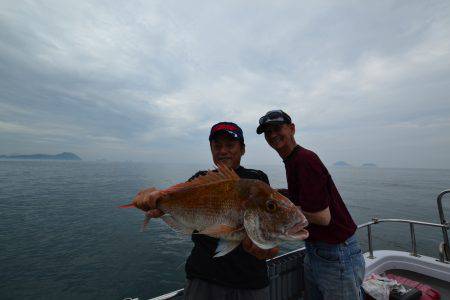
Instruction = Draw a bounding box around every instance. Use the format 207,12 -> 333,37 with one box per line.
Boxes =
266,200 -> 277,212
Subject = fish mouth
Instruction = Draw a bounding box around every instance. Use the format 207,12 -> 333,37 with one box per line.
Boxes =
286,220 -> 308,236
288,228 -> 309,240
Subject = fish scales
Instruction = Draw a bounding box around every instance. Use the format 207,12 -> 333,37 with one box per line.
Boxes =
158,180 -> 244,231
123,164 -> 309,257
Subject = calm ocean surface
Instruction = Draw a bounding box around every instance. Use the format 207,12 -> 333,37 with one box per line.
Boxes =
1,161 -> 449,300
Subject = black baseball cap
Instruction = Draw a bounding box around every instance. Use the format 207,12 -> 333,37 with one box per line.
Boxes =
256,110 -> 292,134
209,122 -> 244,143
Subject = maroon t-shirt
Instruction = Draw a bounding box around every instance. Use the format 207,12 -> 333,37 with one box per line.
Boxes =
284,145 -> 356,244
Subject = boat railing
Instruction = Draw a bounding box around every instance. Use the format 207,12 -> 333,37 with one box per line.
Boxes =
438,190 -> 450,261
358,189 -> 450,263
146,189 -> 450,300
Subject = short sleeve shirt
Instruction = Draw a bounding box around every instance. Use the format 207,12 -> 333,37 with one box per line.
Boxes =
284,146 -> 356,244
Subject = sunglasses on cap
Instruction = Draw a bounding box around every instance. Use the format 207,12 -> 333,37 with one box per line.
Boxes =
258,110 -> 291,125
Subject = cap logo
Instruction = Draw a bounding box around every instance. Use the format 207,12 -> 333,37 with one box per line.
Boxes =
212,124 -> 239,133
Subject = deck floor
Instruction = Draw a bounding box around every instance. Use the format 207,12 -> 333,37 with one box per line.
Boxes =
386,269 -> 450,299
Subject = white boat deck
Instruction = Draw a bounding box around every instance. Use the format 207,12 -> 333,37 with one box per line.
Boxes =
387,269 -> 450,300
364,250 -> 450,299
364,250 -> 450,282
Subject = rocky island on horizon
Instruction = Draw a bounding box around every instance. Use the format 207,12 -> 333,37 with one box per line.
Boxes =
332,161 -> 379,168
333,161 -> 351,167
0,152 -> 82,161
361,163 -> 377,167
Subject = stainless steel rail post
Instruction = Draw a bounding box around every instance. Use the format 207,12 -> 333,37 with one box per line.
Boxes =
367,225 -> 374,259
409,223 -> 418,256
437,190 -> 450,262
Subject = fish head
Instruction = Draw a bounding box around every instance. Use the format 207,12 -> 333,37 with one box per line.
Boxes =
243,181 -> 309,249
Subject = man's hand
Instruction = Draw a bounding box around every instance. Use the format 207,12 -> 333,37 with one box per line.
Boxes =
242,236 -> 279,260
132,187 -> 164,218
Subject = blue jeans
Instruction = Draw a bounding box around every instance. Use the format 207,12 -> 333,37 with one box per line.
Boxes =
304,234 -> 365,300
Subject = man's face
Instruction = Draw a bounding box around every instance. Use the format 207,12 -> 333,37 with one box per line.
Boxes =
210,133 -> 245,170
264,123 -> 295,151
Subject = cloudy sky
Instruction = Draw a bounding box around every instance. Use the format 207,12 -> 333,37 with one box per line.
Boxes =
1,1 -> 449,168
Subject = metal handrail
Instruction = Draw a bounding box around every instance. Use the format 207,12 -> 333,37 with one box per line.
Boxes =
437,189 -> 450,225
278,188 -> 450,262
437,190 -> 450,261
358,218 -> 449,260
267,246 -> 306,262
358,218 -> 449,228
358,189 -> 450,262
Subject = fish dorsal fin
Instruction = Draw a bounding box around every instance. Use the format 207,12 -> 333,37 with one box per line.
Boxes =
162,164 -> 239,194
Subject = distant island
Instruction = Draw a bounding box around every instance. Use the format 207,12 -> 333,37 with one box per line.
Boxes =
333,161 -> 351,167
0,152 -> 82,160
361,163 -> 377,167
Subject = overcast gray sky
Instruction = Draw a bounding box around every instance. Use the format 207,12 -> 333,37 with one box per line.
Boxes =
1,1 -> 449,168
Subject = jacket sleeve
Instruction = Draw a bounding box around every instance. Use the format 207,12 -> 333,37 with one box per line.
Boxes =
187,170 -> 208,182
258,171 -> 270,185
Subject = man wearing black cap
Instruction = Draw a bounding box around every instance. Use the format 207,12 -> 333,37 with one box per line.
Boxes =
134,121 -> 277,300
256,111 -> 365,300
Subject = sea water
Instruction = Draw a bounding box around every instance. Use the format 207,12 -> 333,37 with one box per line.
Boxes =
0,161 -> 449,299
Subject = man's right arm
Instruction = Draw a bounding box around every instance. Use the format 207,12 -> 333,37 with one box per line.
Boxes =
293,152 -> 332,226
302,207 -> 331,226
277,187 -> 331,226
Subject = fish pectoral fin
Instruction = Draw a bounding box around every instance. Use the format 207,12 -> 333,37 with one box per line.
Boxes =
213,239 -> 241,258
161,215 -> 193,235
197,224 -> 239,238
140,214 -> 152,232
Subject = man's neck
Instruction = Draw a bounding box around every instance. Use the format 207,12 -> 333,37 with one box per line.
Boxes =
277,143 -> 298,160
